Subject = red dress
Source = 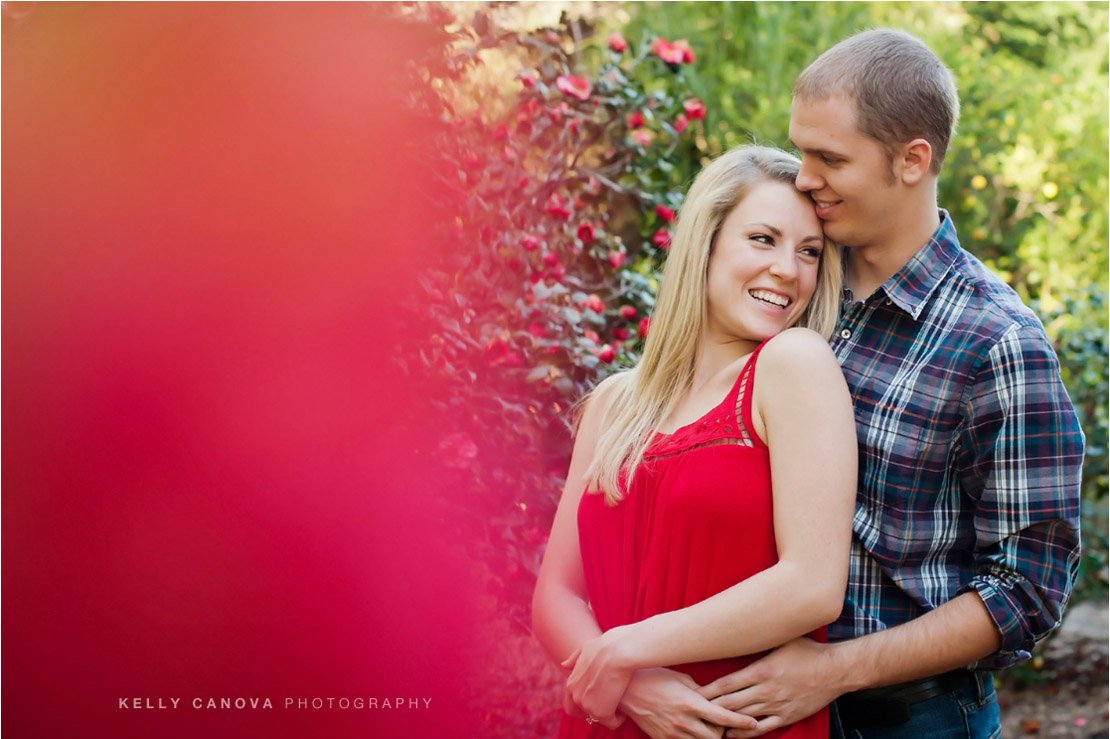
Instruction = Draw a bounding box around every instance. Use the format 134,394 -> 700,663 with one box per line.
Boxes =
562,341 -> 828,738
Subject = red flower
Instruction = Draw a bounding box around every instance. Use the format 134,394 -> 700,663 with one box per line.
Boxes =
543,252 -> 560,267
522,235 -> 540,251
440,433 -> 477,470
626,111 -> 646,128
546,197 -> 572,220
577,223 -> 595,243
584,329 -> 600,344
613,327 -> 630,341
607,32 -> 628,53
651,37 -> 686,65
631,129 -> 655,147
674,39 -> 695,63
548,263 -> 566,283
638,317 -> 651,340
674,113 -> 689,134
492,123 -> 509,141
683,98 -> 706,120
485,336 -> 507,357
583,294 -> 606,315
598,345 -> 616,363
620,305 -> 638,320
655,205 -> 676,224
555,75 -> 592,101
521,73 -> 536,89
652,229 -> 672,249
607,251 -> 626,270
528,321 -> 546,338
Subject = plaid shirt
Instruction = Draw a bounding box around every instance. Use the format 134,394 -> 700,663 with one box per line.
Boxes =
828,211 -> 1084,670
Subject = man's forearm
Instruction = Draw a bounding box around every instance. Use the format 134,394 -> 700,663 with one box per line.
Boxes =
826,591 -> 1003,694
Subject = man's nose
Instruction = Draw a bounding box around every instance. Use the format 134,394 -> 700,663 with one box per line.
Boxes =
795,159 -> 823,192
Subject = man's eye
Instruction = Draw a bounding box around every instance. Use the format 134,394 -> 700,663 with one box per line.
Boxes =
822,156 -> 841,166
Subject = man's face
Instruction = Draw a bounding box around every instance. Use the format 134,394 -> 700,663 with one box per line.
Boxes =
788,94 -> 901,251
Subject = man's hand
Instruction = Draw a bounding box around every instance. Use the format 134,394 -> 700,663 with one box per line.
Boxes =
698,637 -> 841,738
621,668 -> 758,739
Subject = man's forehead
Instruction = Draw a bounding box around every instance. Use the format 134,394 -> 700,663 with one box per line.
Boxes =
789,97 -> 860,143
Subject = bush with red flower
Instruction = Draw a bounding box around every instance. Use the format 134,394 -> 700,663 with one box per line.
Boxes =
394,1 -> 709,650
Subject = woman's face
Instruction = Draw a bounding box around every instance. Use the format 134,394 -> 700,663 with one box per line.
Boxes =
705,181 -> 824,345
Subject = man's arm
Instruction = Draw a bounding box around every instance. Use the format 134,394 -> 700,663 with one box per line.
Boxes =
697,592 -> 1000,737
955,324 -> 1084,664
701,322 -> 1084,737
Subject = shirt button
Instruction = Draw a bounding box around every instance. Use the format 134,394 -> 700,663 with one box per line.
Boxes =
839,328 -> 852,340
884,298 -> 892,306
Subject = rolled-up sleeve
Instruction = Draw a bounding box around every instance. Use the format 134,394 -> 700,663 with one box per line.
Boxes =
956,323 -> 1084,668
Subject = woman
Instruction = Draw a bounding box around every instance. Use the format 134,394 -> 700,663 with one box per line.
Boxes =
532,145 -> 858,739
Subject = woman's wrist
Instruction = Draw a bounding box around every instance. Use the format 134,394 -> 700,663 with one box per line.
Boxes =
604,621 -> 652,672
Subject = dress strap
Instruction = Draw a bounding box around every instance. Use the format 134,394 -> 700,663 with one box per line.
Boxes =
644,339 -> 773,460
732,339 -> 771,451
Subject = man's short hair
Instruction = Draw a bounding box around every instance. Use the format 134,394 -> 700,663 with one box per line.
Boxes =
794,29 -> 959,175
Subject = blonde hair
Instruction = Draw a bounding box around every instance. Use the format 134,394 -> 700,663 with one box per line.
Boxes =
794,29 -> 959,175
585,145 -> 842,503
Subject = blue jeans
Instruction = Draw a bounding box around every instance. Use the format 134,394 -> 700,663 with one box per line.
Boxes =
830,672 -> 1001,739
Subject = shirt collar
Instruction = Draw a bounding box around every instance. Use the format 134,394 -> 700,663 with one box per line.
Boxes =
878,209 -> 962,320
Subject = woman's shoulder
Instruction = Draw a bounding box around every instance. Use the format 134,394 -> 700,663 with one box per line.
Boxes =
759,327 -> 836,364
755,328 -> 843,388
578,370 -> 635,432
594,369 -> 634,395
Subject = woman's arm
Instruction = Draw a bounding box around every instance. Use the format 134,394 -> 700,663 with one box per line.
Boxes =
535,375 -> 758,737
564,328 -> 857,722
531,375 -> 616,665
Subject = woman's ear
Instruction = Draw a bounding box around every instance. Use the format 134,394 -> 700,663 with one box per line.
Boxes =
897,138 -> 933,185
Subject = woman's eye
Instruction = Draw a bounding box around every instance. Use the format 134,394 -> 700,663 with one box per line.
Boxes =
801,247 -> 822,259
750,234 -> 774,245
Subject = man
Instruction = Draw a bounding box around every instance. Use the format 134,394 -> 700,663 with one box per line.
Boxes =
694,28 -> 1085,739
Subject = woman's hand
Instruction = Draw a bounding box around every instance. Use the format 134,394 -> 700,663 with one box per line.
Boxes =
561,624 -> 640,728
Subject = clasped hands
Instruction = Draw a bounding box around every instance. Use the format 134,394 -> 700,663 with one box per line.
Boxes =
561,633 -> 834,739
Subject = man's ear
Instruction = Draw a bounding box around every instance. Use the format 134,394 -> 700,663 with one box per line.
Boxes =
897,138 -> 933,185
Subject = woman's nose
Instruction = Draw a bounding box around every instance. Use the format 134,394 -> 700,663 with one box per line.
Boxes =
769,250 -> 798,280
